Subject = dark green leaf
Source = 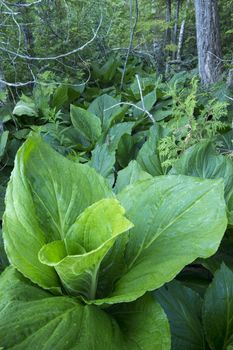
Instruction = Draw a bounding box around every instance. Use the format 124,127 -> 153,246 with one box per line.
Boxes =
70,105 -> 102,143
155,280 -> 205,350
115,160 -> 152,193
203,264 -> 233,350
0,267 -> 170,350
89,143 -> 116,185
137,124 -> 170,175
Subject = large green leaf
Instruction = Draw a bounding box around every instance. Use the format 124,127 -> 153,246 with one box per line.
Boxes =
0,267 -> 170,350
217,130 -> 233,153
13,100 -> 37,117
109,293 -> 171,350
51,85 -> 69,110
170,141 -> 233,222
0,184 -> 6,220
89,143 -> 116,185
0,229 -> 8,272
70,105 -> 102,143
137,124 -> 170,176
199,235 -> 233,274
129,75 -> 156,99
117,133 -> 139,168
203,264 -> 233,350
132,90 -> 157,119
154,109 -> 173,121
104,122 -> 135,152
92,55 -> 118,82
3,136 -> 113,292
88,94 -> 126,131
0,131 -> 8,159
155,280 -> 205,350
39,199 -> 133,299
114,160 -> 152,193
93,175 -> 227,304
51,85 -> 85,110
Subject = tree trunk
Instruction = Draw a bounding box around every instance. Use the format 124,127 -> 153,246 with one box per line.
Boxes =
176,0 -> 190,61
0,70 -> 5,93
165,0 -> 172,46
172,0 -> 180,59
20,3 -> 34,56
227,68 -> 233,89
194,0 -> 222,85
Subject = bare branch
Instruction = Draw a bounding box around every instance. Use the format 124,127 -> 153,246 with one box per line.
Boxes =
207,51 -> 233,63
224,95 -> 233,102
104,101 -> 155,123
136,74 -> 145,110
0,77 -> 87,88
0,0 -> 23,61
4,1 -> 42,8
0,14 -> 103,61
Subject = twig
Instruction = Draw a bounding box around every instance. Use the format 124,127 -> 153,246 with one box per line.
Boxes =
224,95 -> 233,102
136,74 -> 145,110
207,51 -> 233,63
5,1 -> 42,8
104,101 -> 155,123
0,78 -> 87,88
136,74 -> 155,123
0,0 -> 22,62
0,14 -> 103,61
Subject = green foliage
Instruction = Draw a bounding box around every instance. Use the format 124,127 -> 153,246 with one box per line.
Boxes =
156,264 -> 233,350
0,267 -> 170,350
0,134 -> 227,346
156,280 -> 205,350
0,52 -> 233,348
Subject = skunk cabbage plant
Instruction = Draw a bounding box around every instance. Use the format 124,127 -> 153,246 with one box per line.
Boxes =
0,135 -> 227,349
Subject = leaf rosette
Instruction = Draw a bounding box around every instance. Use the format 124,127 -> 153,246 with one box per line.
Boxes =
0,135 -> 228,348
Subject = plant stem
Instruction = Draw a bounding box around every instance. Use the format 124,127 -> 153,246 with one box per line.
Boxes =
89,264 -> 99,300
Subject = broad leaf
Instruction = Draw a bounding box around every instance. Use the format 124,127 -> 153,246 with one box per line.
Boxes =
92,55 -> 118,82
130,76 -> 156,99
200,235 -> 233,274
89,143 -> 116,185
0,131 -> 8,159
117,133 -> 139,168
132,90 -> 157,119
152,99 -> 173,121
70,105 -> 102,143
115,160 -> 152,193
52,85 -> 84,110
13,100 -> 37,117
51,85 -> 69,110
155,280 -> 205,350
88,94 -> 126,131
170,141 -> 233,223
39,199 -> 133,299
203,264 -> 233,350
0,267 -> 171,350
0,184 -> 6,220
217,130 -> 233,153
104,122 -> 135,152
0,229 -> 8,272
110,293 -> 171,350
154,109 -> 173,121
137,124 -> 170,176
94,175 -> 227,304
3,136 -> 113,292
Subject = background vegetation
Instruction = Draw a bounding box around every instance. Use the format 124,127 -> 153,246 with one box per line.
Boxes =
1,1 -> 233,349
